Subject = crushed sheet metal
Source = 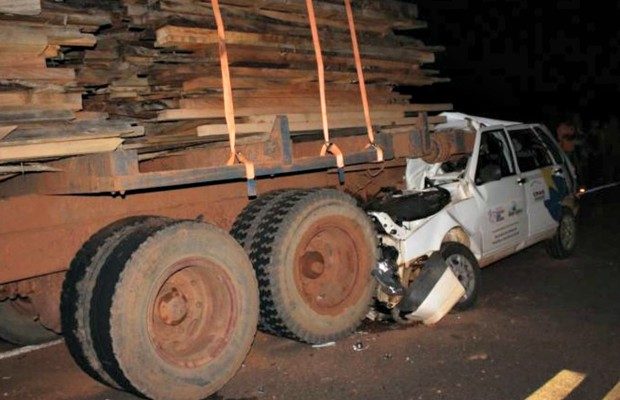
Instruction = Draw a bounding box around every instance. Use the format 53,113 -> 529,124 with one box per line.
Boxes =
0,339 -> 64,361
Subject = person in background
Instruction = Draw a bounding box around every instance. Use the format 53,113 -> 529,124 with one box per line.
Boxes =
557,122 -> 577,154
556,121 -> 586,186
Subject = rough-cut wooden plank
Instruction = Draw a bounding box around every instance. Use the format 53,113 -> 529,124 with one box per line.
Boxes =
159,102 -> 452,122
0,54 -> 47,68
157,0 -> 425,34
0,125 -> 17,141
0,0 -> 449,164
0,24 -> 94,52
196,112 -> 421,137
0,137 -> 123,162
0,0 -> 41,16
155,26 -> 435,63
0,91 -> 82,111
0,25 -> 47,53
2,121 -> 143,145
0,67 -> 76,84
0,109 -> 74,123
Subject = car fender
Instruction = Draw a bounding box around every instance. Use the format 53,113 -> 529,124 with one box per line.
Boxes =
400,211 -> 468,263
398,194 -> 483,264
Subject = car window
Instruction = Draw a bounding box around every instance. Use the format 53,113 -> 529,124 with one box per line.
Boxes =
534,126 -> 563,165
475,129 -> 515,185
507,128 -> 554,172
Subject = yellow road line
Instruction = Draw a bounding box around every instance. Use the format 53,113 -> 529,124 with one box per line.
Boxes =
602,381 -> 620,400
526,370 -> 586,400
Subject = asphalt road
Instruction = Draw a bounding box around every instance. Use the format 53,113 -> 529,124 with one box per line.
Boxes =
0,188 -> 618,400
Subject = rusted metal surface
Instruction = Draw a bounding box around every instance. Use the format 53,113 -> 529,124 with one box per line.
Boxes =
0,118 -> 395,196
0,117 -> 475,197
28,273 -> 63,332
0,115 -> 475,285
423,129 -> 476,164
0,272 -> 64,332
0,165 -> 405,285
293,215 -> 372,316
149,258 -> 237,369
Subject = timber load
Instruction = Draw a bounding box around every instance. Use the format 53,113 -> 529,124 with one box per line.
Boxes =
0,0 -> 450,176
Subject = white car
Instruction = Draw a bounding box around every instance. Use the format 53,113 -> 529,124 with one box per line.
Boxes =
369,113 -> 578,321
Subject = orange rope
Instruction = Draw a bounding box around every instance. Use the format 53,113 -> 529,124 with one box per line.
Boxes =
211,0 -> 255,181
343,0 -> 383,162
305,0 -> 345,169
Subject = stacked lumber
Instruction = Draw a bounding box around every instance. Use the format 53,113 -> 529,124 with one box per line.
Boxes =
79,0 -> 450,152
0,0 -> 142,166
1,0 -> 450,171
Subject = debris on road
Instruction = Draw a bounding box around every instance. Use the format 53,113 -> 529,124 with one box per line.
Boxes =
467,353 -> 489,361
312,342 -> 336,349
352,342 -> 369,352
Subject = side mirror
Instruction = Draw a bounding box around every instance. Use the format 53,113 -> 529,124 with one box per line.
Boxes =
477,163 -> 502,184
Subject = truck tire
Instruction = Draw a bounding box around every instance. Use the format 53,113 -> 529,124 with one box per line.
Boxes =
89,220 -> 259,400
0,299 -> 57,345
249,189 -> 377,343
61,216 -> 171,388
230,189 -> 306,252
441,242 -> 480,311
545,209 -> 577,259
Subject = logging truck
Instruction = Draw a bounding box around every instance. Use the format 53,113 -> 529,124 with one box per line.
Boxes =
0,109 -> 478,398
0,0 -> 474,399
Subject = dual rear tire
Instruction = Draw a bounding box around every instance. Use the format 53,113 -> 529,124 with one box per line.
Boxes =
61,188 -> 381,397
232,189 -> 377,343
61,218 -> 259,400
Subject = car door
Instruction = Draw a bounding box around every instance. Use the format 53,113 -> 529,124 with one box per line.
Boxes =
534,124 -> 576,194
471,128 -> 528,257
506,125 -> 568,240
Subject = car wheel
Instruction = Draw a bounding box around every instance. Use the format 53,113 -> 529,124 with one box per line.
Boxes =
545,208 -> 577,259
441,242 -> 481,311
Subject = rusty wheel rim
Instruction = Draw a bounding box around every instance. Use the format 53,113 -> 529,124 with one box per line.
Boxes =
148,258 -> 237,369
293,216 -> 371,316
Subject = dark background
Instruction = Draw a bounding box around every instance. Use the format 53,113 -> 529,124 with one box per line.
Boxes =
413,0 -> 620,122
410,0 -> 620,184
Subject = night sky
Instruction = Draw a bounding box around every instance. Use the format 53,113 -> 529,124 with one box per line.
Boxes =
412,0 -> 620,126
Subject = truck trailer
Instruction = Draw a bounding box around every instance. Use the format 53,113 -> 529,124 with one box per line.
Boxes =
0,0 -> 475,399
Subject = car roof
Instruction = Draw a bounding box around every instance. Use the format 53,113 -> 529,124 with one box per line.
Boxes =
437,112 -> 522,130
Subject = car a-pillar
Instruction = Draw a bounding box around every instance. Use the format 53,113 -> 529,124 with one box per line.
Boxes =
61,218 -> 259,400
232,189 -> 377,343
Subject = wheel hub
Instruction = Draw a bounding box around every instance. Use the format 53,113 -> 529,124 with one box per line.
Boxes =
148,259 -> 237,369
293,216 -> 371,316
300,251 -> 326,279
157,288 -> 189,326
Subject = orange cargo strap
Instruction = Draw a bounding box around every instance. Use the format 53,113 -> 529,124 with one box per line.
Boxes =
305,0 -> 345,173
211,0 -> 256,194
344,0 -> 383,162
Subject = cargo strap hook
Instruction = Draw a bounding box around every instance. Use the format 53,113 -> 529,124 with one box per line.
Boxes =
343,0 -> 383,163
306,0 -> 345,183
212,0 -> 256,196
